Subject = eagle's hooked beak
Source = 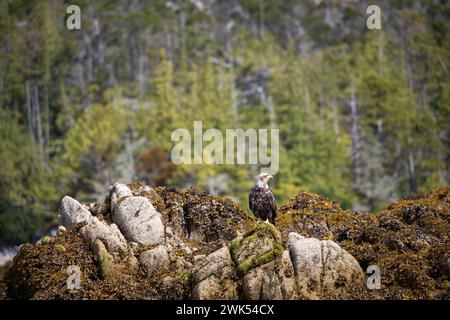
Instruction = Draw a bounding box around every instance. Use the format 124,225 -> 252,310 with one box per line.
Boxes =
268,174 -> 273,180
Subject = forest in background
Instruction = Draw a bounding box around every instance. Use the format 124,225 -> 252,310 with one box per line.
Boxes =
0,0 -> 449,245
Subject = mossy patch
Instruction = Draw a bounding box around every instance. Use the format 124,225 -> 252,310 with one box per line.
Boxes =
98,254 -> 109,279
230,221 -> 284,276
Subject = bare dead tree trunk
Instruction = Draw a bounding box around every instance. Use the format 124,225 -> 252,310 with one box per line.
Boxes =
407,135 -> 417,193
179,10 -> 188,75
230,72 -> 238,122
408,149 -> 417,193
33,84 -> 44,165
225,20 -> 238,123
258,0 -> 265,39
137,54 -> 146,97
25,80 -> 33,139
350,78 -> 362,188
378,31 -> 385,74
129,33 -> 137,81
43,84 -> 50,146
166,31 -> 174,62
404,61 -> 418,193
331,97 -> 339,135
258,87 -> 276,129
318,86 -> 324,130
303,85 -> 313,147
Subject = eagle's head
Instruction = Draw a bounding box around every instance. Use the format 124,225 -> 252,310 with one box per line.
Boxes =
256,172 -> 273,188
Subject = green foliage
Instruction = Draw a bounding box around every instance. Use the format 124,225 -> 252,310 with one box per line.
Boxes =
0,0 -> 448,244
0,110 -> 57,244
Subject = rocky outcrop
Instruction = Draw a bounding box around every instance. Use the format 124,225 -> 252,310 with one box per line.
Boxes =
287,233 -> 364,299
277,187 -> 450,299
3,184 -> 449,300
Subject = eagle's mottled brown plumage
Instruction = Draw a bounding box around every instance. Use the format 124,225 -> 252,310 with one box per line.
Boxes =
249,173 -> 277,225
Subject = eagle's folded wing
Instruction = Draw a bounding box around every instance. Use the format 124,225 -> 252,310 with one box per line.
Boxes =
267,189 -> 277,219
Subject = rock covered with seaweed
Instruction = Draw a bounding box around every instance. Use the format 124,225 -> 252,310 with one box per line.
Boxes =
277,187 -> 450,299
1,184 -> 449,300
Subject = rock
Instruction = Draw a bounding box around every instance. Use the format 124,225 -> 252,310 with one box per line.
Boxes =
128,255 -> 139,272
287,232 -> 365,299
57,226 -> 67,235
129,242 -> 139,255
156,187 -> 251,247
112,196 -> 165,245
37,236 -> 53,245
79,217 -> 128,255
128,183 -> 151,195
193,254 -> 206,264
59,196 -> 92,229
230,222 -> 284,276
5,230 -> 99,300
191,246 -> 236,300
107,183 -> 133,212
92,238 -> 139,278
139,245 -> 169,274
59,196 -> 128,255
229,222 -> 297,300
165,226 -> 190,253
277,250 -> 298,299
242,250 -> 297,300
92,239 -> 114,279
87,202 -> 108,216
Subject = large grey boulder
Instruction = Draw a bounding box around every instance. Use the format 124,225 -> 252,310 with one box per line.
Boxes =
112,196 -> 164,245
287,232 -> 365,299
191,246 -> 236,300
59,196 -> 128,255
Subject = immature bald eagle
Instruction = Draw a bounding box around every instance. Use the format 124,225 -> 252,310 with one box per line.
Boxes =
249,173 -> 277,225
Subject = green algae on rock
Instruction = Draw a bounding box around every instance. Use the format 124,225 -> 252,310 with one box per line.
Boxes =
230,222 -> 284,276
